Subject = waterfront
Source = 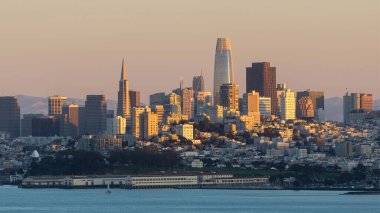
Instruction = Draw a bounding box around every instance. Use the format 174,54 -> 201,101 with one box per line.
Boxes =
0,186 -> 379,213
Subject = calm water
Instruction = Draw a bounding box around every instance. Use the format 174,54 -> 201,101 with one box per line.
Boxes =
0,186 -> 379,213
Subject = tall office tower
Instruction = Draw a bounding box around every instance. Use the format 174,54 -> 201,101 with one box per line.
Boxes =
279,89 -> 296,120
181,87 -> 194,119
21,114 -> 44,136
107,115 -> 126,135
296,90 -> 325,110
78,106 -> 86,136
220,83 -> 239,111
117,59 -> 131,121
196,91 -> 212,116
259,97 -> 272,117
164,93 -> 181,114
343,92 -> 352,124
242,91 -> 260,116
31,116 -> 61,136
85,95 -> 107,135
151,105 -> 164,124
193,73 -> 205,116
62,104 -> 80,138
297,96 -> 314,119
246,62 -> 277,115
360,93 -> 373,111
0,96 -> 21,138
129,90 -> 140,108
131,107 -> 146,139
213,37 -> 234,105
142,107 -> 158,140
343,92 -> 373,124
193,74 -> 205,95
48,95 -> 67,115
150,92 -> 166,106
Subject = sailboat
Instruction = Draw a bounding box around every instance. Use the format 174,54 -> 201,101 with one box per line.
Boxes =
106,184 -> 111,194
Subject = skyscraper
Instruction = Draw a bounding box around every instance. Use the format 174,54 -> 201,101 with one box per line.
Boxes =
150,92 -> 166,106
62,104 -> 80,138
259,97 -> 272,117
213,37 -> 234,105
246,62 -> 277,115
181,87 -> 194,119
296,90 -> 325,110
297,96 -> 314,119
220,83 -> 239,111
85,95 -> 107,135
117,59 -> 131,121
48,95 -> 67,115
0,96 -> 20,138
193,74 -> 205,95
129,90 -> 140,108
343,92 -> 372,124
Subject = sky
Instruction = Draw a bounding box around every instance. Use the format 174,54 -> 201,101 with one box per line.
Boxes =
0,0 -> 379,103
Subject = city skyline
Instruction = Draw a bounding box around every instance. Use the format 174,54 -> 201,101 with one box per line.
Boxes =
0,1 -> 378,103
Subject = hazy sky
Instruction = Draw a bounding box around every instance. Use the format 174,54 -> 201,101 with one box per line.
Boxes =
0,0 -> 379,103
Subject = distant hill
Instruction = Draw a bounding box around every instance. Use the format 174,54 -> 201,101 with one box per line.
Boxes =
16,95 -> 117,115
14,95 -> 379,122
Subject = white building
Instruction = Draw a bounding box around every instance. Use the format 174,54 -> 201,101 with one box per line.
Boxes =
279,89 -> 296,120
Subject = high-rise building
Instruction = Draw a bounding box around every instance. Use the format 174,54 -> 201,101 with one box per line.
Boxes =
246,62 -> 277,115
48,95 -> 67,115
343,92 -> 372,124
213,37 -> 234,105
0,96 -> 20,138
150,92 -> 166,106
21,114 -> 44,137
31,116 -> 61,137
131,106 -> 158,140
107,115 -> 126,135
360,93 -> 373,112
129,90 -> 140,108
208,105 -> 224,123
131,107 -> 146,139
279,89 -> 296,120
276,83 -> 287,117
296,90 -> 324,112
62,104 -> 80,138
117,59 -> 131,121
151,105 -> 164,124
195,91 -> 212,116
164,93 -> 181,115
297,96 -> 314,119
142,107 -> 158,140
181,87 -> 194,119
259,97 -> 272,117
192,74 -> 205,94
85,95 -> 107,135
242,91 -> 260,116
220,83 -> 239,111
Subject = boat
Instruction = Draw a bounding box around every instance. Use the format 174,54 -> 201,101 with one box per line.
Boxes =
106,184 -> 111,194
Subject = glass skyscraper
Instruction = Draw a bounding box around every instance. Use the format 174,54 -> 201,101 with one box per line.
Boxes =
213,37 -> 234,105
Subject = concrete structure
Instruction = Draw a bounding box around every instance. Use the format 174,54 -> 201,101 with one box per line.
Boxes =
213,37 -> 234,105
220,83 -> 239,111
246,62 -> 277,115
31,116 -> 61,137
131,107 -> 158,140
181,87 -> 194,119
176,124 -> 194,140
195,91 -> 212,116
209,105 -> 224,123
279,89 -> 296,120
150,92 -> 166,106
151,105 -> 164,124
78,135 -> 122,157
259,97 -> 272,117
48,95 -> 67,115
85,95 -> 107,135
297,96 -> 314,119
129,90 -> 140,108
117,59 -> 131,121
242,91 -> 260,117
0,97 -> 20,138
62,104 -> 80,138
21,114 -> 44,137
343,92 -> 373,124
